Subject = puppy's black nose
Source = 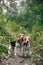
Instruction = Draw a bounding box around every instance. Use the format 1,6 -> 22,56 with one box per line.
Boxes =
27,41 -> 28,43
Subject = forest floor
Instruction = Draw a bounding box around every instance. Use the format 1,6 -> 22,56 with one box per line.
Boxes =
0,56 -> 33,65
0,48 -> 33,65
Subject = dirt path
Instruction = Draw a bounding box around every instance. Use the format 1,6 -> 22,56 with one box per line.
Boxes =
0,55 -> 32,65
0,53 -> 33,65
0,48 -> 32,65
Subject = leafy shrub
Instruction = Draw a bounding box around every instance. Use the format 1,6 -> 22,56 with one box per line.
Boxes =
0,45 -> 8,57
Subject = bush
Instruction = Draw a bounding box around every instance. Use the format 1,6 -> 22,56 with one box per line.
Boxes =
0,45 -> 8,57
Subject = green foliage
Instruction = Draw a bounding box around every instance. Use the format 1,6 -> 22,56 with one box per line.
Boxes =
0,14 -> 29,43
0,0 -> 43,65
31,53 -> 41,65
0,45 -> 8,54
31,22 -> 43,65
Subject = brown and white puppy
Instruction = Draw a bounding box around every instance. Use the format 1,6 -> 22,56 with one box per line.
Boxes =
22,36 -> 31,56
17,34 -> 31,56
17,34 -> 24,55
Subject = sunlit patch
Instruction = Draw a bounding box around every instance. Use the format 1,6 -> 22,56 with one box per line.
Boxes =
25,63 -> 28,65
3,9 -> 7,14
4,0 -> 10,6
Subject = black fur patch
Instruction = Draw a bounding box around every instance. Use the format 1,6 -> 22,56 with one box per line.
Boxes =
10,41 -> 16,47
